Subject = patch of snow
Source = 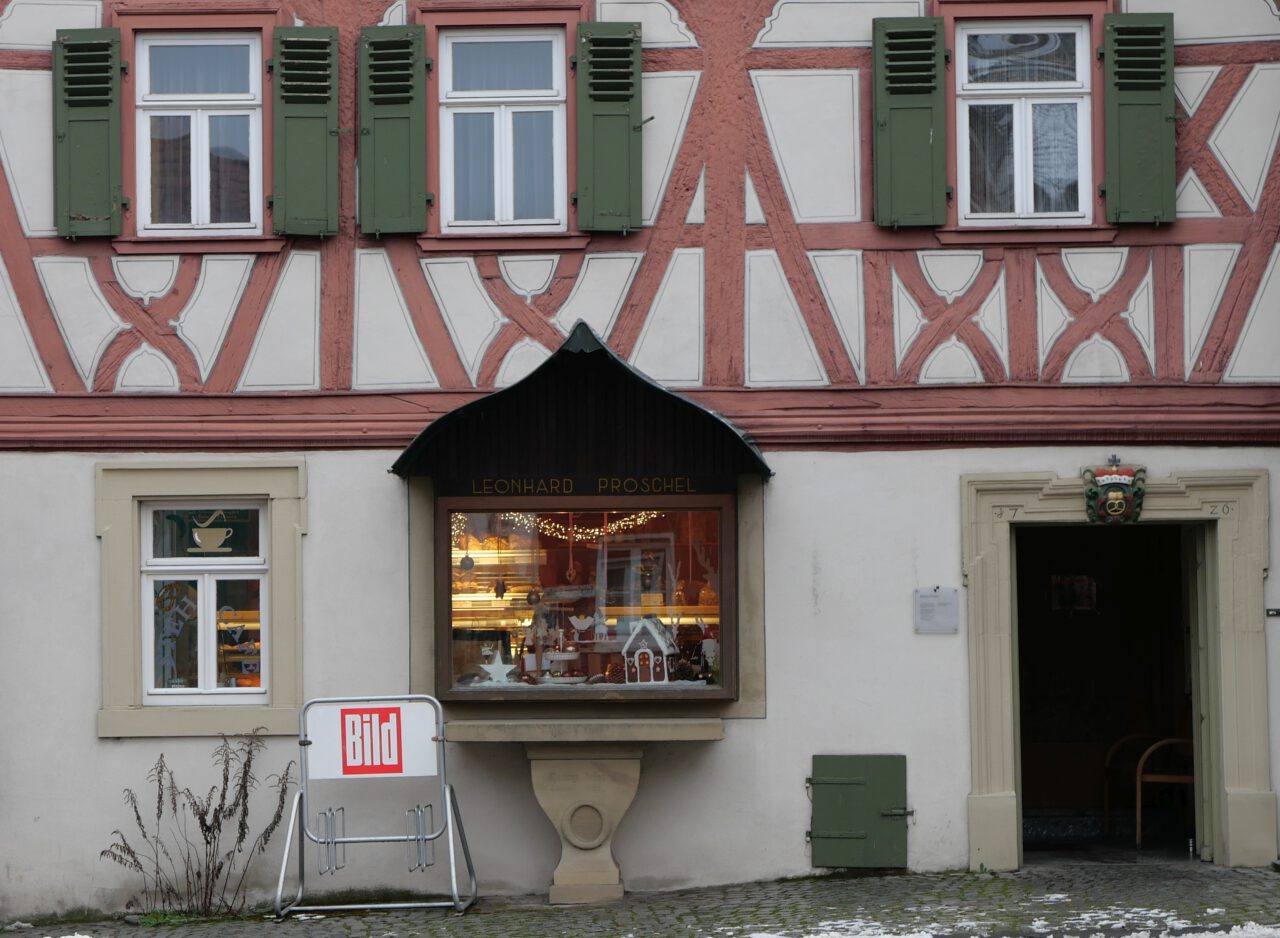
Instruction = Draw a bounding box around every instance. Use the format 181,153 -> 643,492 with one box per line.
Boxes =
752,924 -> 1280,938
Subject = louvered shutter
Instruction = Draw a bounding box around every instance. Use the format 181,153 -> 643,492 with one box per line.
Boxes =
272,27 -> 339,236
872,18 -> 946,227
359,25 -> 426,235
54,28 -> 122,237
575,21 -> 642,233
1104,13 -> 1175,224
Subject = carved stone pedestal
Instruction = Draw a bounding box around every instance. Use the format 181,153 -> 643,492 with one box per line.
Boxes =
525,743 -> 642,904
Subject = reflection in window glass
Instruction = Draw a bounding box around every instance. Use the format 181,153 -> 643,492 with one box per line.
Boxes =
512,111 -> 554,219
454,112 -> 496,221
1032,103 -> 1078,213
969,104 -> 1014,213
153,579 -> 198,689
209,115 -> 251,223
149,44 -> 251,94
967,32 -> 1076,84
150,115 -> 192,224
452,40 -> 553,91
449,509 -> 723,691
215,579 -> 262,688
151,507 -> 260,559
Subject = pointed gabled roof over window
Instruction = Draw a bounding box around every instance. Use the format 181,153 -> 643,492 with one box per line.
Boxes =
391,322 -> 770,492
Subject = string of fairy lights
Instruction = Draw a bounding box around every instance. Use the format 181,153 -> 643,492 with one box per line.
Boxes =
451,511 -> 665,546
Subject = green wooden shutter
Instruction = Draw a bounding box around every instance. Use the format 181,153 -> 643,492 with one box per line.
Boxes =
808,755 -> 910,868
53,28 -> 122,238
272,27 -> 339,236
872,18 -> 946,228
575,21 -> 642,233
1104,13 -> 1175,224
358,25 -> 426,235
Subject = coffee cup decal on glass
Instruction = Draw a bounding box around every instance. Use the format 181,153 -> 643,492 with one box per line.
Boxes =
189,510 -> 234,553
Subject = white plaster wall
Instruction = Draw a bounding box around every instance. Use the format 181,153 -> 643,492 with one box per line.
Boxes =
0,451 -> 437,917
0,69 -> 55,236
1123,0 -> 1280,44
3,445 -> 1280,915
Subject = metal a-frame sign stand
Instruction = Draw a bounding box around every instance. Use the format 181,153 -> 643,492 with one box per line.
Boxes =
274,695 -> 477,917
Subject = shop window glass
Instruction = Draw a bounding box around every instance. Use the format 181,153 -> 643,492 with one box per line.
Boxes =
444,503 -> 731,696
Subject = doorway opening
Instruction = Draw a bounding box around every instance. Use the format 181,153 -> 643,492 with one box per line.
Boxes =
1015,524 -> 1198,859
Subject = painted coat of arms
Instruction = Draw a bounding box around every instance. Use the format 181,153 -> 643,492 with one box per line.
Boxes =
1082,460 -> 1147,524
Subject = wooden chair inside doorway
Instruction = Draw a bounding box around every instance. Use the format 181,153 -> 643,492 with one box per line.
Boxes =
1103,734 -> 1194,847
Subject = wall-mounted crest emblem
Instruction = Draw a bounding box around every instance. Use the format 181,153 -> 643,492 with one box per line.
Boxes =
1082,458 -> 1146,524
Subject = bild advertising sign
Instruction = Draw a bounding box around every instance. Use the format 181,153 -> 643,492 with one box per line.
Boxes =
304,702 -> 438,779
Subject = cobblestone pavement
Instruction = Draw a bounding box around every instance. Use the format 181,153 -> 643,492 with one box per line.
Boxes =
22,852 -> 1280,938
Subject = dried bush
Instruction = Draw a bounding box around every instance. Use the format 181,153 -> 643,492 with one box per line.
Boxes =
101,731 -> 295,916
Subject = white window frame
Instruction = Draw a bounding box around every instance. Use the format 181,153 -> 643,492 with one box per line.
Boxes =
955,20 -> 1092,227
134,32 -> 264,237
438,28 -> 567,234
140,502 -> 268,706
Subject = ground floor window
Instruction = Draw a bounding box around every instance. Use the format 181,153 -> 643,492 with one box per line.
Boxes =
440,497 -> 735,699
142,504 -> 266,702
96,461 -> 305,737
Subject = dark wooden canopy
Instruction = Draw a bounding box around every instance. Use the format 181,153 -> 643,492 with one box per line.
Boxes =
391,322 -> 770,494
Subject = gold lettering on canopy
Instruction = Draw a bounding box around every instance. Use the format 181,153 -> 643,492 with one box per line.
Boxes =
470,478 -> 575,496
597,477 -> 695,494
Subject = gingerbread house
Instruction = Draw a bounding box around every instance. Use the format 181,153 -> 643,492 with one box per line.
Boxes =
621,617 -> 679,684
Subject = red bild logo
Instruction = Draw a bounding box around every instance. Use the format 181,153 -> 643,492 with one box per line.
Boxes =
340,707 -> 403,775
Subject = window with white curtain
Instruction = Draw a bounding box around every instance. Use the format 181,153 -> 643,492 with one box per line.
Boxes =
956,21 -> 1091,227
135,33 -> 262,236
439,28 -> 567,233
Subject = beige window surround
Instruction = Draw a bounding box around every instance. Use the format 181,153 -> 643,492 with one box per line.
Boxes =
96,461 -> 307,738
962,469 -> 1274,869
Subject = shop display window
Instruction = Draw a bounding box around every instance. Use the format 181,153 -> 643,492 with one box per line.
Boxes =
439,497 -> 735,699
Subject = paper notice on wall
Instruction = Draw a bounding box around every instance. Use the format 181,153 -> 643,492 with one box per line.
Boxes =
914,587 -> 959,634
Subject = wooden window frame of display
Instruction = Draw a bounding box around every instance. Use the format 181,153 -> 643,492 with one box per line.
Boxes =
434,493 -> 739,703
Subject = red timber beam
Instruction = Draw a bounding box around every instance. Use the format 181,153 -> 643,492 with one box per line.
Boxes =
2,385 -> 1279,451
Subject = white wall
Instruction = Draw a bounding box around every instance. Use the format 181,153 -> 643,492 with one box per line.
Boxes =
1,445 -> 1278,916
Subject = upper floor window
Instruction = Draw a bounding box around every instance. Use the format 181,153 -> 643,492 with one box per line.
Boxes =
871,11 -> 1174,230
438,28 -> 567,234
135,33 -> 263,237
955,21 -> 1091,227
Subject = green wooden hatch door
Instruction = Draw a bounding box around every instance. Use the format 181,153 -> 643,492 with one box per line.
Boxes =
808,754 -> 910,868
